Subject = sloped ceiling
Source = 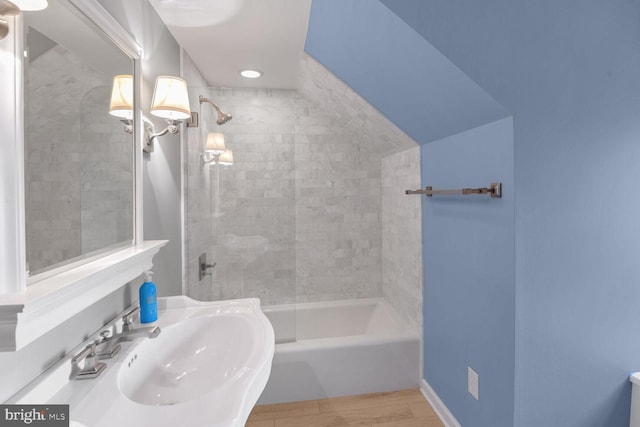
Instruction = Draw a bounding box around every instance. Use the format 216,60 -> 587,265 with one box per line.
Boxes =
304,0 -> 509,145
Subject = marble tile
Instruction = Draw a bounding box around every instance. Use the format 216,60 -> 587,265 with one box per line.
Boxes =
381,147 -> 423,329
183,52 -> 421,324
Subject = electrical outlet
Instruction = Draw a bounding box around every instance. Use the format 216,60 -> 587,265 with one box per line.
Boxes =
468,367 -> 479,400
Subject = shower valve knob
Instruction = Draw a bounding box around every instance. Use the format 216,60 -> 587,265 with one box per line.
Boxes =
198,253 -> 216,280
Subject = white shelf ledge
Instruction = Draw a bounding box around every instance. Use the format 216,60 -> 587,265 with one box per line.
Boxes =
0,240 -> 167,351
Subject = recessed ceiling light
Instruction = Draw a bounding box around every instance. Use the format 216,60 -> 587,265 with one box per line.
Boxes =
240,69 -> 262,79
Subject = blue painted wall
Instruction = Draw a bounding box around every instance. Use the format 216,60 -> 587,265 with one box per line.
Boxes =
423,118 -> 515,426
307,0 -> 640,425
383,1 -> 640,425
304,0 -> 507,145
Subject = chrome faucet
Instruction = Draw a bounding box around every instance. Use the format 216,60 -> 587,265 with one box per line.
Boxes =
119,306 -> 161,338
96,306 -> 161,359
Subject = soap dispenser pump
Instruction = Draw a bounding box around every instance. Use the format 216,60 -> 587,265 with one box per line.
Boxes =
139,271 -> 157,323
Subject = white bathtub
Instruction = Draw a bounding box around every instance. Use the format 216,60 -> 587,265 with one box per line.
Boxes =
257,298 -> 420,404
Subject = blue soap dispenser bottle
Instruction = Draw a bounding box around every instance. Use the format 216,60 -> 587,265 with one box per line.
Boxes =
139,271 -> 157,323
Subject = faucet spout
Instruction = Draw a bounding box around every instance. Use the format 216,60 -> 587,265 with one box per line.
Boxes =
121,326 -> 161,340
116,306 -> 161,340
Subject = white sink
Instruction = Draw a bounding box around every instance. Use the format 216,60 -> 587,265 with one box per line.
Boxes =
119,311 -> 266,406
8,297 -> 275,427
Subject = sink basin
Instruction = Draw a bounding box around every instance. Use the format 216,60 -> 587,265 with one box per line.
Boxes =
9,297 -> 275,427
119,313 -> 263,406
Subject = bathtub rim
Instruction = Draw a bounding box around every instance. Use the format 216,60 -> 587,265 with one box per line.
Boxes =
262,297 -> 420,351
263,296 -> 408,313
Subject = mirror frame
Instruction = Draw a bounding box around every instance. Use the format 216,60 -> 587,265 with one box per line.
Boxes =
0,0 -> 166,351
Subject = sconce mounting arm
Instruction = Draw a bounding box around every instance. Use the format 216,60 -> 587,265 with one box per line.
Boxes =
143,118 -> 179,154
149,123 -> 178,140
120,120 -> 133,135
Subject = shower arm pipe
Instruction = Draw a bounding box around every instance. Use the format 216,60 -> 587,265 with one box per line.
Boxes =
199,95 -> 233,125
199,95 -> 217,108
405,182 -> 502,198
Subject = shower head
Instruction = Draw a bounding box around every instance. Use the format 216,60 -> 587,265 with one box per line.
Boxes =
215,108 -> 232,125
199,95 -> 233,125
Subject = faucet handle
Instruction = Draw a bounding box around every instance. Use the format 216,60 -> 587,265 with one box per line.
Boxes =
122,306 -> 140,332
70,343 -> 106,380
95,330 -> 121,360
71,343 -> 96,364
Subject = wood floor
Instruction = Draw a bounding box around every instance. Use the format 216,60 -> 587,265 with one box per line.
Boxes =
246,389 -> 444,427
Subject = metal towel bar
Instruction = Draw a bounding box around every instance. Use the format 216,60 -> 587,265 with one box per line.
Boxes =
405,182 -> 502,198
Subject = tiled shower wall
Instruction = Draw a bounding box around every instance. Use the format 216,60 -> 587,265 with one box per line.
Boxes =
183,53 -> 422,327
382,147 -> 423,329
191,89 -> 298,305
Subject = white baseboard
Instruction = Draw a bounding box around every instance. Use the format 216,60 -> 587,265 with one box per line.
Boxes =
420,378 -> 462,427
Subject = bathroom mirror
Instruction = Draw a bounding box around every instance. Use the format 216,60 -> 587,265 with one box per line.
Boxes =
22,1 -> 136,277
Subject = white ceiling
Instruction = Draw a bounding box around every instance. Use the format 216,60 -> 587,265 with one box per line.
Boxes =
149,0 -> 313,89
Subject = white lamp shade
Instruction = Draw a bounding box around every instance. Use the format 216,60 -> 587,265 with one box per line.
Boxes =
11,0 -> 48,11
150,76 -> 191,120
109,75 -> 133,119
205,133 -> 226,154
218,149 -> 233,166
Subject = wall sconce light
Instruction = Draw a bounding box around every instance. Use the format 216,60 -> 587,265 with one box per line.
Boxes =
108,74 -> 191,154
202,133 -> 233,167
109,74 -> 133,134
203,132 -> 225,164
0,0 -> 48,40
217,149 -> 234,166
144,75 -> 191,154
